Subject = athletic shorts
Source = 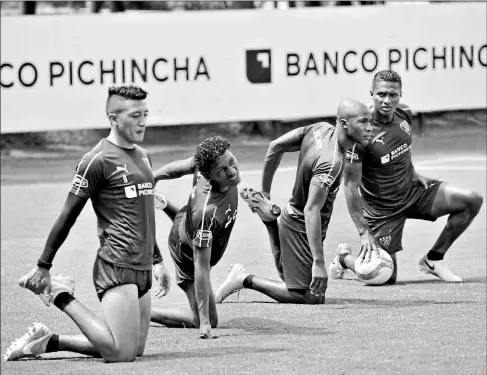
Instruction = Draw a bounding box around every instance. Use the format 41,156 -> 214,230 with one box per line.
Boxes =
92,256 -> 152,301
278,218 -> 325,290
365,180 -> 443,254
168,210 -> 195,293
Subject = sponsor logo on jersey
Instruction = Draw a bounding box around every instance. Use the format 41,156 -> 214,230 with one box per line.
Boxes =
72,174 -> 88,189
116,164 -> 129,174
379,235 -> 392,249
312,129 -> 322,150
400,121 -> 411,136
137,182 -> 154,196
196,229 -> 213,241
318,174 -> 336,187
346,150 -> 358,161
142,158 -> 151,169
374,136 -> 385,145
381,154 -> 390,164
124,185 -> 137,198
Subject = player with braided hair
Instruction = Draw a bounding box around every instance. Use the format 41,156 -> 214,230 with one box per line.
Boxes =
150,136 -> 241,339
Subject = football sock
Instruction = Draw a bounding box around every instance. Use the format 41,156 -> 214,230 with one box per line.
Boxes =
338,254 -> 348,269
45,334 -> 59,353
53,292 -> 76,311
243,274 -> 255,288
427,251 -> 444,261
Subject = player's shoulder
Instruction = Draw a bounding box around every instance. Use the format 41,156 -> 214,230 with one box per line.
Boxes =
75,139 -> 106,170
396,104 -> 413,124
134,144 -> 150,157
304,121 -> 334,133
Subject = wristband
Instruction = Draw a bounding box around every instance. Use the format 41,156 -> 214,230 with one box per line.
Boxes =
37,259 -> 53,270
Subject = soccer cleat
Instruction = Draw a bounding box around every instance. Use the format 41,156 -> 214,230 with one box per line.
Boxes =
215,264 -> 250,303
3,322 -> 52,361
19,275 -> 75,306
329,243 -> 352,279
418,255 -> 462,283
239,187 -> 281,222
154,191 -> 168,211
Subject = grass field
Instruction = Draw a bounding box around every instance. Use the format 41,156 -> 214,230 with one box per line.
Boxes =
1,130 -> 486,375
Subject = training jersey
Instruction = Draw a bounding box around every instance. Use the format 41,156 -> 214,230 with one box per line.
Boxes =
281,122 -> 345,236
70,139 -> 156,270
176,174 -> 238,267
346,105 -> 414,214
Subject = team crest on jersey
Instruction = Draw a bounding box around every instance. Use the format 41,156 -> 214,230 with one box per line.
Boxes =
346,150 -> 358,161
379,235 -> 392,249
72,174 -> 88,189
142,158 -> 151,169
400,121 -> 411,136
318,174 -> 336,187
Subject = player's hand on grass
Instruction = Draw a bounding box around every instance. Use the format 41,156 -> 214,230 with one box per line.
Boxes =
153,262 -> 171,298
199,323 -> 215,339
310,260 -> 328,297
358,232 -> 380,264
19,266 -> 51,296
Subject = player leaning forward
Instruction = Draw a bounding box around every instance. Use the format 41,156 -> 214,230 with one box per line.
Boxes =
4,85 -> 171,362
216,99 -> 373,304
329,70 -> 483,284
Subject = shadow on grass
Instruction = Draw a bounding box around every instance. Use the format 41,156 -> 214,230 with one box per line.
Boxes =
325,298 -> 480,308
218,317 -> 331,336
394,276 -> 486,285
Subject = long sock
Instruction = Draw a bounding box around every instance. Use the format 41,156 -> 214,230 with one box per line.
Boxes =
427,250 -> 444,261
53,292 -> 76,311
45,334 -> 59,353
243,274 -> 255,288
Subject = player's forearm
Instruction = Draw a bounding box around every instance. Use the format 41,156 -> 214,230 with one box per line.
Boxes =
344,185 -> 369,236
153,241 -> 164,265
262,142 -> 284,193
38,212 -> 77,269
194,265 -> 211,326
304,208 -> 324,263
153,157 -> 195,182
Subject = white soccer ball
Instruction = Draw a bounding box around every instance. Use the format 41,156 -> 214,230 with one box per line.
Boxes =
355,248 -> 394,286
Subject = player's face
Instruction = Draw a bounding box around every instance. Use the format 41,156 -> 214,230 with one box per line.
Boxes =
208,150 -> 241,191
346,111 -> 373,147
371,81 -> 402,117
114,99 -> 149,144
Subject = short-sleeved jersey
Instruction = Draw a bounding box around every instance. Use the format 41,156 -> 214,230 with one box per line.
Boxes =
176,174 -> 238,267
345,106 -> 414,213
70,139 -> 155,270
281,122 -> 345,236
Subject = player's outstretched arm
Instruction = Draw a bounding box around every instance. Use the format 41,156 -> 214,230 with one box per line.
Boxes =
262,128 -> 304,193
193,245 -> 213,339
153,157 -> 196,182
304,185 -> 329,297
343,163 -> 378,262
22,193 -> 88,296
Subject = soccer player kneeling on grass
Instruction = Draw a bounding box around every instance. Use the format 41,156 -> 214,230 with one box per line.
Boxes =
150,136 -> 240,339
4,85 -> 171,363
215,99 -> 373,304
329,70 -> 484,285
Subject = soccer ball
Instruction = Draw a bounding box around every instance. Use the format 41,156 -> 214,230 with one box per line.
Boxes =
354,248 -> 394,285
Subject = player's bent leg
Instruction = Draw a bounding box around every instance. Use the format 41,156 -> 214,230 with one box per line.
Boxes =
384,253 -> 398,285
136,290 -> 151,357
150,306 -> 197,328
265,220 -> 284,280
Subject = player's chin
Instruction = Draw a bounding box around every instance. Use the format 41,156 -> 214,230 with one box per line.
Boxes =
358,137 -> 371,147
134,131 -> 145,142
228,173 -> 241,186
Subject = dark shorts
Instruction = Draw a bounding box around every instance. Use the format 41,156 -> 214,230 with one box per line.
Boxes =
365,180 -> 443,254
92,256 -> 152,301
168,211 -> 195,293
278,219 -> 325,290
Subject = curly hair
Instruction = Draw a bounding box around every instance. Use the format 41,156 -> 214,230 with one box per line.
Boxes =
194,136 -> 231,174
373,70 -> 402,87
108,85 -> 148,100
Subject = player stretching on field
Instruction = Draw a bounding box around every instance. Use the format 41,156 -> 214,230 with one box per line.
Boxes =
216,99 -> 373,304
329,70 -> 483,284
150,136 -> 241,339
4,85 -> 171,362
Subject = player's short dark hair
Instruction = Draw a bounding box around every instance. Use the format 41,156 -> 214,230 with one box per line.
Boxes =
194,136 -> 231,174
108,85 -> 148,100
373,70 -> 402,87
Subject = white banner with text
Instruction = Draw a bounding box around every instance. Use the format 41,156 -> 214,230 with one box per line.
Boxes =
1,3 -> 486,133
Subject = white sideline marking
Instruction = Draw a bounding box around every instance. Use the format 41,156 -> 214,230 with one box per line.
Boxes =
3,156 -> 485,189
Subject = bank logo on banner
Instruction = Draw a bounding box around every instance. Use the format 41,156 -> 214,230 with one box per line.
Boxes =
246,49 -> 272,84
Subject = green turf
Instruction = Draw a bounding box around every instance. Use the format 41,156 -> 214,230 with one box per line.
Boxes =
1,133 -> 486,375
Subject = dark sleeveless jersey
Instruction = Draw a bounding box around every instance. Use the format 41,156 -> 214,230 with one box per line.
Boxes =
345,105 -> 414,214
70,139 -> 155,270
176,174 -> 238,267
281,122 -> 345,236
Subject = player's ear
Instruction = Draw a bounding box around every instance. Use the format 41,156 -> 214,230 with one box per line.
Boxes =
107,113 -> 118,126
340,119 -> 348,128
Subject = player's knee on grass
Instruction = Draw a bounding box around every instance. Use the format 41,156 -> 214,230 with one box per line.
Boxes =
289,289 -> 325,305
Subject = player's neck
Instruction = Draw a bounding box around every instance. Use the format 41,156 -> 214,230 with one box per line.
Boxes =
210,180 -> 230,194
372,107 -> 394,124
107,131 -> 136,149
337,127 -> 354,151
